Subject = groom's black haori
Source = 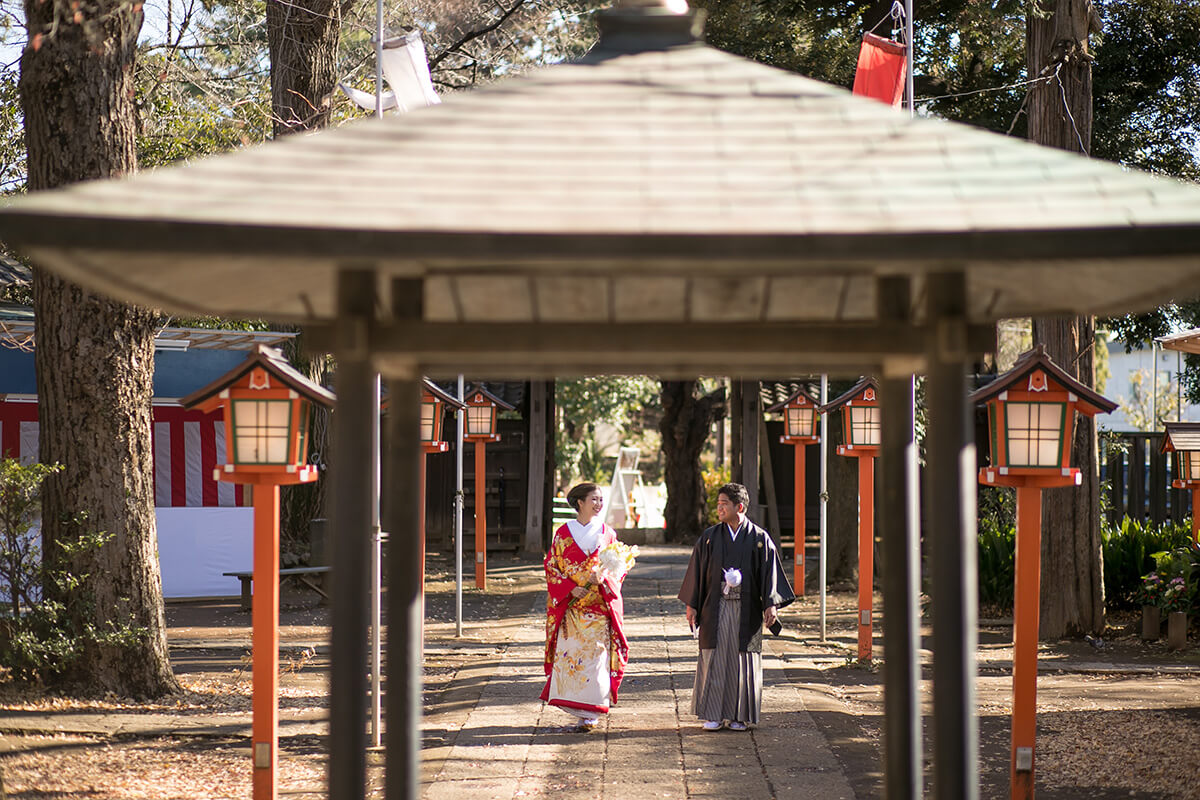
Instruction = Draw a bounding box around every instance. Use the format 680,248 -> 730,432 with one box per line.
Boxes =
678,483 -> 795,727
678,516 -> 794,652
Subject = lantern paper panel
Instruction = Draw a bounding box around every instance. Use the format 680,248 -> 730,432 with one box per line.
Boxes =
1004,401 -> 1065,468
467,404 -> 493,437
1179,451 -> 1200,483
233,399 -> 292,464
849,405 -> 881,447
420,398 -> 438,443
786,406 -> 815,438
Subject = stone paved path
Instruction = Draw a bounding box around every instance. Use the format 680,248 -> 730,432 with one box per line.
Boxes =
421,545 -> 854,800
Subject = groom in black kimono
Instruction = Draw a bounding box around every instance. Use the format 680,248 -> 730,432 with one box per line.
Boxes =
678,482 -> 794,730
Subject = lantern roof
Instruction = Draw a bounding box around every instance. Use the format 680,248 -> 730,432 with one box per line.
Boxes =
179,344 -> 337,409
465,383 -> 516,411
765,385 -> 820,413
819,377 -> 880,414
967,345 -> 1117,416
1161,421 -> 1200,454
422,378 -> 467,410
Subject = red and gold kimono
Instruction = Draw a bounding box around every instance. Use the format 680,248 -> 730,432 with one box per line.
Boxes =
540,522 -> 629,716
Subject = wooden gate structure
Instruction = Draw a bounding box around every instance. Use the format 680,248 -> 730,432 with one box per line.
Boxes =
6,3 -> 1200,799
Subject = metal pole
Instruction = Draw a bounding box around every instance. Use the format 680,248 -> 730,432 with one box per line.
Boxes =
329,270 -> 376,800
385,377 -> 423,800
1152,339 -> 1158,430
905,0 -> 914,118
926,271 -> 979,800
475,440 -> 488,589
374,0 -> 384,120
879,275 -> 922,798
794,442 -> 805,596
370,375 -> 382,749
455,376 -> 465,636
857,455 -> 875,661
819,374 -> 829,642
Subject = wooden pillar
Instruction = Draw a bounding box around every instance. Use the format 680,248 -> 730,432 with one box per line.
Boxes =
926,270 -> 979,800
475,440 -> 487,589
1012,486 -> 1043,800
857,455 -> 875,661
385,377 -> 423,800
794,443 -> 806,596
251,483 -> 280,800
879,274 -> 922,799
524,381 -> 547,554
329,269 -> 376,800
741,380 -> 760,521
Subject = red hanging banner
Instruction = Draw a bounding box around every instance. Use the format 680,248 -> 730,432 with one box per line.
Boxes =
852,32 -> 907,107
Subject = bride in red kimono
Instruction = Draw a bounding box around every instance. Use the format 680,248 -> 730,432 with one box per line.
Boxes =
541,482 -> 629,730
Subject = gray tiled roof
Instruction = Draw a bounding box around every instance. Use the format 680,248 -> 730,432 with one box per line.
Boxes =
1,9 -> 1199,328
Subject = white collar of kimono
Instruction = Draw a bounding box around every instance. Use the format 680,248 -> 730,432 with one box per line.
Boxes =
725,520 -> 746,541
567,518 -> 604,554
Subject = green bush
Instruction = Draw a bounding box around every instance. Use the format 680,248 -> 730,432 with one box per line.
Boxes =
0,459 -> 147,686
977,519 -> 1016,610
701,464 -> 731,527
1101,517 -> 1194,609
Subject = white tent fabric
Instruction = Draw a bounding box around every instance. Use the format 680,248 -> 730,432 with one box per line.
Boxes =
157,506 -> 253,598
340,30 -> 440,113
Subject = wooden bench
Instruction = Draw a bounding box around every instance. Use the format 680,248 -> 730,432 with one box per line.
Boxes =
223,566 -> 331,611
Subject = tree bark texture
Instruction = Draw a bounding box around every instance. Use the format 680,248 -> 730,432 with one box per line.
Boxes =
660,381 -> 725,544
20,0 -> 178,695
1028,1 -> 1105,637
267,0 -> 343,137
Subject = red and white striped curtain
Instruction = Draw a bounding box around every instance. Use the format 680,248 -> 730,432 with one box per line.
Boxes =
0,401 -> 248,508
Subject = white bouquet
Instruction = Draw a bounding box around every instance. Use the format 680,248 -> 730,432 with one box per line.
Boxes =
722,568 -> 742,596
597,540 -> 640,581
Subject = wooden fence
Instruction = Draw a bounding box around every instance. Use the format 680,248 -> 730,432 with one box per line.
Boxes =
1101,432 -> 1191,526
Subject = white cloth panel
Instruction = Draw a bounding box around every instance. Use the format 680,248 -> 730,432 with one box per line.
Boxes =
19,421 -> 38,465
380,30 -> 441,111
156,506 -> 253,598
184,421 -> 203,507
154,421 -> 172,506
214,420 -> 235,507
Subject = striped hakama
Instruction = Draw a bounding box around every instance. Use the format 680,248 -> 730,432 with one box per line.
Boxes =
691,589 -> 763,724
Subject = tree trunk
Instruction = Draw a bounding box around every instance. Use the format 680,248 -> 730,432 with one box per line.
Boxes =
660,381 -> 725,544
1027,1 -> 1105,638
1031,317 -> 1105,637
268,0 -> 343,137
20,1 -> 178,696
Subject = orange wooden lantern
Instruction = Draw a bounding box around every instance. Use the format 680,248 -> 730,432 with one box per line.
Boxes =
766,386 -> 821,595
1161,422 -> 1200,545
970,345 -> 1116,800
181,345 -> 334,800
821,377 -> 880,661
463,384 -> 515,589
421,379 -> 464,454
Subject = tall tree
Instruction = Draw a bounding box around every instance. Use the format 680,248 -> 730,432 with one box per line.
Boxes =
660,381 -> 725,544
268,0 -> 345,137
19,0 -> 179,695
1027,0 -> 1104,637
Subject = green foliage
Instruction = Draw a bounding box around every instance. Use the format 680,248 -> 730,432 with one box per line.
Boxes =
1100,517 -> 1194,608
701,463 -> 731,527
0,471 -> 148,685
0,459 -> 62,618
976,518 -> 1016,610
0,65 -> 23,194
555,377 -> 659,486
978,486 -> 1015,532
